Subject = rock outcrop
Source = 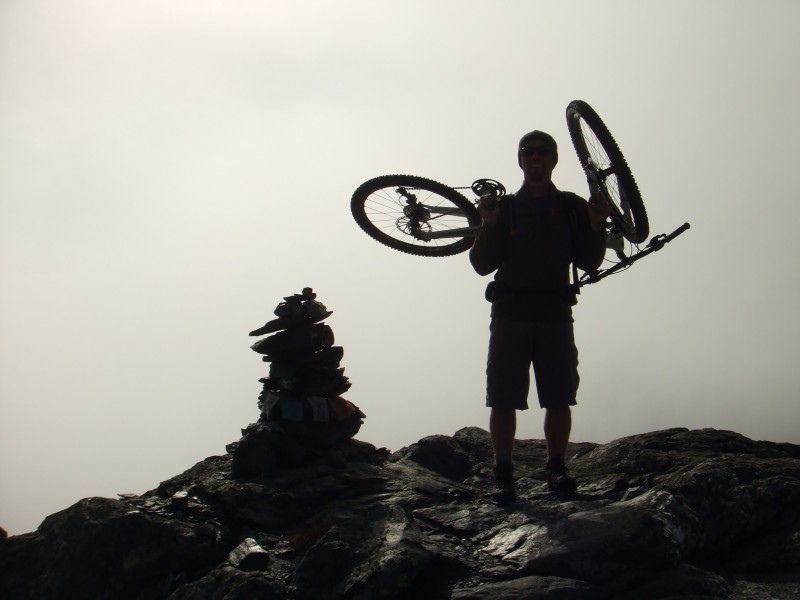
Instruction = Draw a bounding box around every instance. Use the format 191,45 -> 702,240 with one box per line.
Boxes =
2,427 -> 799,599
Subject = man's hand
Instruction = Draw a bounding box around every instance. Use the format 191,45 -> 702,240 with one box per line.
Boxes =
477,195 -> 499,227
588,193 -> 611,232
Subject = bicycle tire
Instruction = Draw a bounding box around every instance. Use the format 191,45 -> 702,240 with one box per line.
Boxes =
566,100 -> 649,244
351,174 -> 481,257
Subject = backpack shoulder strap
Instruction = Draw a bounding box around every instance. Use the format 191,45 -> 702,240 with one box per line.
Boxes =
558,190 -> 582,298
559,190 -> 580,231
498,193 -> 515,236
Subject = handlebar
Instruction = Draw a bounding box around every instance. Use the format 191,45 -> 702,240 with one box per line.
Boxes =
646,221 -> 690,250
578,222 -> 690,287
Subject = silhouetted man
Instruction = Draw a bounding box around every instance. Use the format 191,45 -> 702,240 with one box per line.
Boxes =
469,130 -> 609,503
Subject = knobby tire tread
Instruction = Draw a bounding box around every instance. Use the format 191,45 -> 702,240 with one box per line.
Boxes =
566,100 -> 649,244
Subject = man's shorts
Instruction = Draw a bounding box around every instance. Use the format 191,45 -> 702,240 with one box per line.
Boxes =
486,317 -> 579,410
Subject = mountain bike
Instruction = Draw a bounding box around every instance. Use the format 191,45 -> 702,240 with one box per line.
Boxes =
350,100 -> 689,286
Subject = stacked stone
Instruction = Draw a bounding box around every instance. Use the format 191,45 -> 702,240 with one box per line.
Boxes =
249,288 -> 363,431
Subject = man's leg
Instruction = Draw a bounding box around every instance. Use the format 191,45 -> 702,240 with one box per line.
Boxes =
544,406 -> 571,462
490,407 -> 517,466
489,407 -> 517,503
486,318 -> 529,504
544,406 -> 577,495
531,320 -> 579,495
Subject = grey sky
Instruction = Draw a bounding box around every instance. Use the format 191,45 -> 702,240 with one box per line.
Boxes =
2,0 -> 798,535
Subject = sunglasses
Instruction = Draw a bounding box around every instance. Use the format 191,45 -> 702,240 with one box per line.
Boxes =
519,145 -> 552,157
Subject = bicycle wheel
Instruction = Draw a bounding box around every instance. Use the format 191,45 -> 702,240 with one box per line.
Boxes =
566,100 -> 649,244
351,174 -> 481,257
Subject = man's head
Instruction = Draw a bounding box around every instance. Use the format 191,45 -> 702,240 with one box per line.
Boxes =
518,130 -> 558,166
518,130 -> 558,186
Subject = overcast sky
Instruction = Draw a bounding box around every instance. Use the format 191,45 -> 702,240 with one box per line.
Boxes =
2,0 -> 799,536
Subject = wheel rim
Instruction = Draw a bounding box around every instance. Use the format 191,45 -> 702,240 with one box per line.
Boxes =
357,183 -> 475,252
572,117 -> 636,236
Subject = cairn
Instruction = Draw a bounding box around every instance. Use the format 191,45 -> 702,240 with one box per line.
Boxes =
231,288 -> 365,477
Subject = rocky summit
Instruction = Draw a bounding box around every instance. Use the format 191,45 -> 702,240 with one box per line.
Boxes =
2,427 -> 800,600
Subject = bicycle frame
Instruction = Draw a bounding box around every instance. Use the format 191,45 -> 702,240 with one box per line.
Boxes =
403,171 -> 620,246
411,217 -> 477,241
400,179 -> 506,242
404,177 -> 689,285
395,186 -> 479,242
578,221 -> 690,286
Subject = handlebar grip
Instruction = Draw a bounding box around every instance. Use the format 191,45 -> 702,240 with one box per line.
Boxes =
668,222 -> 691,240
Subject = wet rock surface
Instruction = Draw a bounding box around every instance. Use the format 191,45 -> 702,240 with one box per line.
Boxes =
2,427 -> 800,599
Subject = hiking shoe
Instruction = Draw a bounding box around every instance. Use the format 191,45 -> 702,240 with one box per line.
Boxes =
492,464 -> 516,505
545,458 -> 578,497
